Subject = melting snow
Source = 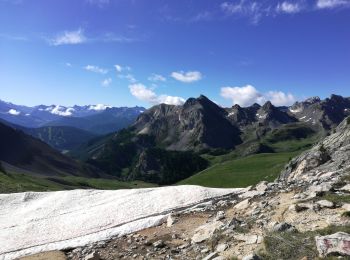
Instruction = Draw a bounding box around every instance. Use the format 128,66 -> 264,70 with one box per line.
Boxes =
0,186 -> 243,260
289,107 -> 303,113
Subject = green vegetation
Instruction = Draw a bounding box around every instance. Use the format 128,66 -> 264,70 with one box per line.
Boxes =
261,225 -> 350,260
130,147 -> 208,185
87,129 -> 208,184
0,161 -> 5,174
319,192 -> 350,204
179,152 -> 299,188
0,170 -> 155,194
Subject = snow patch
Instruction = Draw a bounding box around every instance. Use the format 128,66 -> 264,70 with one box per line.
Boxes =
0,186 -> 243,260
7,109 -> 20,116
289,107 -> 303,113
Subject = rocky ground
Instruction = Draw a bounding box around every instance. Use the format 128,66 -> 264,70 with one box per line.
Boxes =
20,118 -> 350,260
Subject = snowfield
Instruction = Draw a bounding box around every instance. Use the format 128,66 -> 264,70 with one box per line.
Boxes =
0,185 -> 244,260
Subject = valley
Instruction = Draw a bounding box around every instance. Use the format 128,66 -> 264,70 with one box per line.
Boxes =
1,94 -> 348,193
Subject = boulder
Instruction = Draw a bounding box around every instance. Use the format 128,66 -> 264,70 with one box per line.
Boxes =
191,221 -> 224,243
340,184 -> 350,192
242,254 -> 262,260
215,211 -> 225,221
152,240 -> 165,248
167,214 -> 175,227
235,234 -> 263,245
216,243 -> 228,252
84,251 -> 100,260
272,222 -> 296,232
202,252 -> 219,260
255,181 -> 269,193
342,203 -> 350,211
234,199 -> 250,210
315,232 -> 350,257
316,200 -> 335,209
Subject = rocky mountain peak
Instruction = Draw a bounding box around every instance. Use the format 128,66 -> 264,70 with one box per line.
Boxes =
305,96 -> 321,104
261,101 -> 274,111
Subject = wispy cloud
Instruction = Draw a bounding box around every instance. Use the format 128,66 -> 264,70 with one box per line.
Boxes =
84,65 -> 108,74
316,0 -> 350,9
276,2 -> 302,13
47,29 -> 138,46
129,83 -> 185,105
65,62 -> 72,67
86,0 -> 110,7
114,64 -> 131,73
48,28 -> 86,46
171,71 -> 202,83
191,11 -> 213,22
101,78 -> 112,87
118,73 -> 137,83
148,73 -> 166,82
0,33 -> 28,41
220,84 -> 296,107
221,1 -> 265,24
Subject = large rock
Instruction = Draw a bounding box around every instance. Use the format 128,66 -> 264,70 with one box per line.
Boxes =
242,254 -> 262,260
315,232 -> 350,257
279,116 -> 350,183
272,222 -> 296,232
191,221 -> 224,243
316,200 -> 335,209
340,184 -> 350,192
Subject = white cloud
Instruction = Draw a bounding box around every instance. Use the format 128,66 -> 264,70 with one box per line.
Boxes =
220,85 -> 296,107
65,62 -> 72,67
84,65 -> 108,74
129,83 -> 185,105
220,85 -> 264,107
171,71 -> 202,83
88,104 -> 111,111
129,83 -> 158,103
50,106 -> 75,116
101,78 -> 112,87
114,64 -> 122,72
265,91 -> 296,106
8,109 -> 20,115
316,0 -> 350,9
148,73 -> 166,82
157,95 -> 185,105
49,29 -> 86,46
276,2 -> 302,13
114,64 -> 131,73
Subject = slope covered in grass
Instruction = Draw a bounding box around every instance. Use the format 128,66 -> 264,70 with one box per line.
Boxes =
0,170 -> 155,194
179,152 -> 300,188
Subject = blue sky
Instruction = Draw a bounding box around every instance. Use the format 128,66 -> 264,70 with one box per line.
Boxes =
0,0 -> 349,108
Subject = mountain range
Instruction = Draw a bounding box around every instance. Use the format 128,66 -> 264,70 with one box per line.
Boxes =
0,99 -> 145,134
1,94 -> 350,189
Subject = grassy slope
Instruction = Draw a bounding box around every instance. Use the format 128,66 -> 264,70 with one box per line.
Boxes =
0,169 -> 155,194
179,152 -> 300,188
179,126 -> 321,188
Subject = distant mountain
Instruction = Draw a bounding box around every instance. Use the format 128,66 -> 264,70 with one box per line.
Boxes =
46,107 -> 144,135
0,99 -> 145,134
288,94 -> 350,129
0,118 -> 97,151
0,122 -> 102,178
